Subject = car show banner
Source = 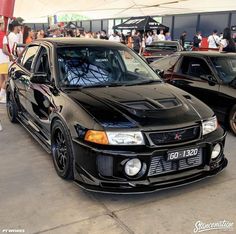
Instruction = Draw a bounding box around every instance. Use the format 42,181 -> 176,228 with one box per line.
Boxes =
0,0 -> 15,31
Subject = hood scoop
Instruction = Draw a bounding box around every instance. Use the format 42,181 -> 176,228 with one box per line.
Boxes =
124,101 -> 157,110
124,98 -> 181,110
112,98 -> 184,118
155,98 -> 181,109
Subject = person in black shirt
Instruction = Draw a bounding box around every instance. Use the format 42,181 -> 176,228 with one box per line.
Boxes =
179,31 -> 187,50
219,27 -> 236,52
100,30 -> 108,40
132,31 -> 142,54
193,31 -> 202,49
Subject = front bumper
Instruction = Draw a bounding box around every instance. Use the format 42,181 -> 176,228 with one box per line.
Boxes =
72,128 -> 228,194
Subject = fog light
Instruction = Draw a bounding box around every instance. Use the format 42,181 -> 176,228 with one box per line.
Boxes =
124,159 -> 142,176
211,143 -> 222,159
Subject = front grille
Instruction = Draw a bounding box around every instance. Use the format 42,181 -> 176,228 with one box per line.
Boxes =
148,125 -> 200,145
148,149 -> 203,177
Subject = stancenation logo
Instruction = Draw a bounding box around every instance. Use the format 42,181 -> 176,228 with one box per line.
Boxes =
194,220 -> 234,233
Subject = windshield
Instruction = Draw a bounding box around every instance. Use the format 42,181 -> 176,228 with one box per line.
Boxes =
57,46 -> 161,88
146,43 -> 178,51
211,57 -> 236,83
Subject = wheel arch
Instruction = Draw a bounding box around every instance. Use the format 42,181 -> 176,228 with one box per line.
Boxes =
50,113 -> 78,140
229,103 -> 236,135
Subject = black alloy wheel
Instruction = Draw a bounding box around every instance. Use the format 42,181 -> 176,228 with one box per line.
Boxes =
7,91 -> 18,123
229,105 -> 236,136
51,120 -> 74,179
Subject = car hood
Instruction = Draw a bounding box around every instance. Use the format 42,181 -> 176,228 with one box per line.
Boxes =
65,83 -> 214,130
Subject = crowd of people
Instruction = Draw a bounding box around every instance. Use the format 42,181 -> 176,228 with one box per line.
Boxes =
0,18 -> 236,104
179,28 -> 236,52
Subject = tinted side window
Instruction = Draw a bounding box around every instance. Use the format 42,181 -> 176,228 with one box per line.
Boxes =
180,56 -> 212,78
211,57 -> 236,83
22,46 -> 39,71
35,47 -> 51,81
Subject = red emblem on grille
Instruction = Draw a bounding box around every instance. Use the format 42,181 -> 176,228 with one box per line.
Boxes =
174,133 -> 182,140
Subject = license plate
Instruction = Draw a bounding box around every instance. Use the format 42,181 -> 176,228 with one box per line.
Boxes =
167,147 -> 200,161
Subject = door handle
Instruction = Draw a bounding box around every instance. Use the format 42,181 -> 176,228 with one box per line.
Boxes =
12,72 -> 17,80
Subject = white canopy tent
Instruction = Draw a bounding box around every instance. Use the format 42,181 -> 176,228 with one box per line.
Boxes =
14,0 -> 236,22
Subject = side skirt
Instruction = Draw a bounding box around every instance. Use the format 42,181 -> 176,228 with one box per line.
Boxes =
17,115 -> 51,154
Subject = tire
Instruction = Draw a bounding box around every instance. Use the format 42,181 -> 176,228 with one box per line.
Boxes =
51,119 -> 74,180
6,91 -> 18,123
229,105 -> 236,136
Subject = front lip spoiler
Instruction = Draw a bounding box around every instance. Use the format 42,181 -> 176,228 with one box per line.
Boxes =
74,158 -> 228,194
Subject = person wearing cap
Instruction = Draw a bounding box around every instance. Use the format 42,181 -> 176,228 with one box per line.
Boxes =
8,20 -> 22,52
0,18 -> 9,104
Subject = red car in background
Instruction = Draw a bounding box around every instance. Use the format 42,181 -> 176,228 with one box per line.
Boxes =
143,40 -> 182,63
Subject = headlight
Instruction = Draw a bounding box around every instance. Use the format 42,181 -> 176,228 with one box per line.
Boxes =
106,131 -> 144,145
202,116 -> 218,135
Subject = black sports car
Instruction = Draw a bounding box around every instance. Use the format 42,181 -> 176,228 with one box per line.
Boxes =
6,38 -> 227,193
150,52 -> 236,136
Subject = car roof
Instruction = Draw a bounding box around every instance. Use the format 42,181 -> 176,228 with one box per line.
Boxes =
36,38 -> 126,48
151,40 -> 179,45
179,51 -> 236,57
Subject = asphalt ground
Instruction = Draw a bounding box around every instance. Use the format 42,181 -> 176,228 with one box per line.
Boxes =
0,104 -> 235,234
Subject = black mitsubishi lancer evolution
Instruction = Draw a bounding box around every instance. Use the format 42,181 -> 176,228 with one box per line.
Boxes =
6,38 -> 227,193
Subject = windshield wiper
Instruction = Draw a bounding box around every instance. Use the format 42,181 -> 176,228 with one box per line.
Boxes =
61,85 -> 84,90
83,82 -> 124,88
126,80 -> 162,86
61,80 -> 162,89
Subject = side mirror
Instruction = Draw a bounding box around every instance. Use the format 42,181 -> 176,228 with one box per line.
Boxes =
30,73 -> 49,84
229,78 -> 236,87
200,74 -> 217,86
155,69 -> 164,78
10,69 -> 24,80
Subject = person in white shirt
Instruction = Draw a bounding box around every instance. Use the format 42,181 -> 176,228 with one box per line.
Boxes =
208,30 -> 220,49
146,32 -> 153,45
8,20 -> 22,53
152,30 -> 159,42
109,32 -> 121,43
0,20 -> 21,103
157,30 -> 166,41
17,26 -> 23,44
0,18 -> 9,103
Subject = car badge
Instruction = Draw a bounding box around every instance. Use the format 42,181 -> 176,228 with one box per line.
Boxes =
174,133 -> 182,140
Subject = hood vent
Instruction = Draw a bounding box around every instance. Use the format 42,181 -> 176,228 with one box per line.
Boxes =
123,98 -> 181,111
124,101 -> 158,110
156,98 -> 181,108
